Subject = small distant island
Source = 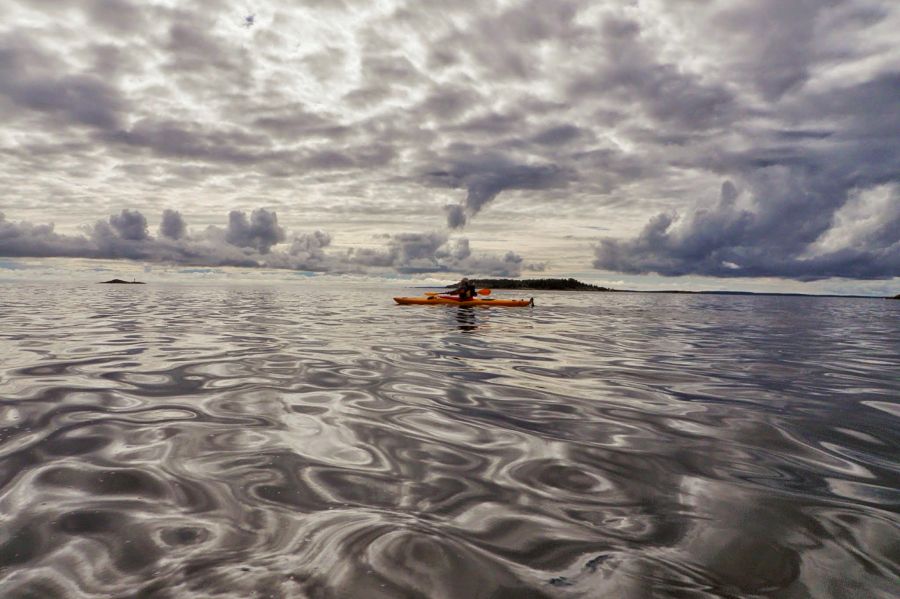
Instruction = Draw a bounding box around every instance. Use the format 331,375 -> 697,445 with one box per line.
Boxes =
447,278 -> 616,291
99,278 -> 145,284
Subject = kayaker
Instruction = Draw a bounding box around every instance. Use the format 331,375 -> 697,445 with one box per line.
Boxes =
448,277 -> 477,300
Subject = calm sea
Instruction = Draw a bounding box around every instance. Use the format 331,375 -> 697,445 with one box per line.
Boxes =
0,282 -> 898,598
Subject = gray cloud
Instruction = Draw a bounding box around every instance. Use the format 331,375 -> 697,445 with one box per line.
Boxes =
428,155 -> 570,228
225,208 -> 285,254
159,209 -> 187,240
0,209 -> 526,277
101,120 -> 273,165
595,180 -> 900,281
357,232 -> 526,276
595,63 -> 900,281
0,34 -> 125,130
0,0 -> 897,285
566,15 -> 736,132
531,124 -> 588,147
711,0 -> 885,102
444,205 -> 467,229
289,230 -> 331,259
0,212 -> 96,258
109,209 -> 149,241
84,0 -> 149,35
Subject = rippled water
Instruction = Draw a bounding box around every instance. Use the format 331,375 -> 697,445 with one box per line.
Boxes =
0,282 -> 898,598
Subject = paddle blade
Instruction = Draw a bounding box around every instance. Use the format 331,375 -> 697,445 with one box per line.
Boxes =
478,288 -> 491,295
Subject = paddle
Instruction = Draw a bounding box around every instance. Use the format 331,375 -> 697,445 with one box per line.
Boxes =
425,288 -> 491,296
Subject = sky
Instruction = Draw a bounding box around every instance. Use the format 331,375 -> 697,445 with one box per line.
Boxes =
0,0 -> 898,294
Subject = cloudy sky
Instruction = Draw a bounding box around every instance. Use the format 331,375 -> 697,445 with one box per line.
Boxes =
0,0 -> 897,292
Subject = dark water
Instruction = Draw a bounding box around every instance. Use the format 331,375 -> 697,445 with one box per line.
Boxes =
0,282 -> 898,598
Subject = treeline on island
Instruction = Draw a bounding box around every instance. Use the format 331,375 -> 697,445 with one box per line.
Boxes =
449,278 -> 617,291
99,279 -> 145,284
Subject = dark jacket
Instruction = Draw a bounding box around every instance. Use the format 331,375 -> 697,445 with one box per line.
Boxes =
449,280 -> 477,300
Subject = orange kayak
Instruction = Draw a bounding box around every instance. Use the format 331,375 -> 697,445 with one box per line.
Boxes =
394,295 -> 533,307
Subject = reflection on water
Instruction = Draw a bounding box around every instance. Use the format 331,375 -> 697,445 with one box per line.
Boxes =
0,282 -> 898,598
453,307 -> 479,332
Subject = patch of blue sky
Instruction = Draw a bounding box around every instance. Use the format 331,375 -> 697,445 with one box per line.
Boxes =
179,268 -> 222,274
0,259 -> 27,270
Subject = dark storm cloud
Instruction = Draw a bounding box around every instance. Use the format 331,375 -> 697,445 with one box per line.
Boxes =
0,213 -> 96,258
159,209 -> 187,240
575,3 -> 898,281
0,210 -> 525,276
531,125 -> 588,147
566,15 -> 736,131
444,205 -> 467,230
0,33 -> 126,130
711,0 -> 886,101
427,155 -> 570,228
109,209 -> 149,241
225,208 -> 285,254
594,176 -> 900,281
596,66 -> 900,281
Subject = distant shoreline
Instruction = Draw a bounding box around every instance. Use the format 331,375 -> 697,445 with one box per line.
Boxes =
99,278 -> 146,284
434,278 -> 894,299
451,278 -> 616,292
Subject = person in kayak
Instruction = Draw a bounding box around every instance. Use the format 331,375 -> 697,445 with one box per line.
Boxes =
448,277 -> 477,300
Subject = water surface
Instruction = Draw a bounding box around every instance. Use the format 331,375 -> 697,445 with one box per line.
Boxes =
1,282 -> 898,598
